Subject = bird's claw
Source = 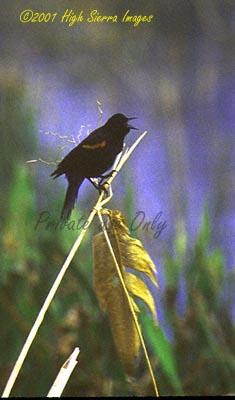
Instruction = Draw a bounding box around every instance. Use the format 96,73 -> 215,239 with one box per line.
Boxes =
99,169 -> 117,185
98,182 -> 109,196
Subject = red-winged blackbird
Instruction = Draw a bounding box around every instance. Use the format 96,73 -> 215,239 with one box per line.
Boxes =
51,113 -> 137,220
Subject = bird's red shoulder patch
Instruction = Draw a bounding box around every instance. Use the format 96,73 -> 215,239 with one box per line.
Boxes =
82,140 -> 107,150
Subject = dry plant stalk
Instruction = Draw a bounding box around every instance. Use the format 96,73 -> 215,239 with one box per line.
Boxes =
47,347 -> 80,397
2,130 -> 148,398
95,210 -> 159,396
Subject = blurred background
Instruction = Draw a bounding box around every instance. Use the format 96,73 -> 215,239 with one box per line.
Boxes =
0,0 -> 234,396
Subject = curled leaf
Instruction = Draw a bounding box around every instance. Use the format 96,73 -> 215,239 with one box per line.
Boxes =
125,273 -> 157,323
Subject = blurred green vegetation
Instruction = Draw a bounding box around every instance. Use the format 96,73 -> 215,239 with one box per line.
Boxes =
0,83 -> 234,396
0,77 -> 36,217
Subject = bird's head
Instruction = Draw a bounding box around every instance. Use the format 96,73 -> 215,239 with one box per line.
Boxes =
106,113 -> 138,131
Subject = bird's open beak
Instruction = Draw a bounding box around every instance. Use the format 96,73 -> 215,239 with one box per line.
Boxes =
128,117 -> 138,130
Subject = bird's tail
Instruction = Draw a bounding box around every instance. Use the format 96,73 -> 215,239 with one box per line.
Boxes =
61,178 -> 84,221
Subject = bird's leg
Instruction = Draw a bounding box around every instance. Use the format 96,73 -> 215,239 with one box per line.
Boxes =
98,182 -> 109,196
87,178 -> 109,196
99,169 -> 118,185
87,178 -> 99,190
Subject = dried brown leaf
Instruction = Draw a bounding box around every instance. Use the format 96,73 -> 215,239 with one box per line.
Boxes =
93,209 -> 158,374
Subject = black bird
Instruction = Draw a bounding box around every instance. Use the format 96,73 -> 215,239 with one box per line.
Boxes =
51,113 -> 137,220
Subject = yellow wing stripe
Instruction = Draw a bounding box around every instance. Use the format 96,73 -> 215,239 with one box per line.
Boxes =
82,140 -> 106,150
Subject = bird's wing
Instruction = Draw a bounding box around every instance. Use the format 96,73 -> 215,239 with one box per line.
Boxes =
51,127 -> 108,178
79,127 -> 108,151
